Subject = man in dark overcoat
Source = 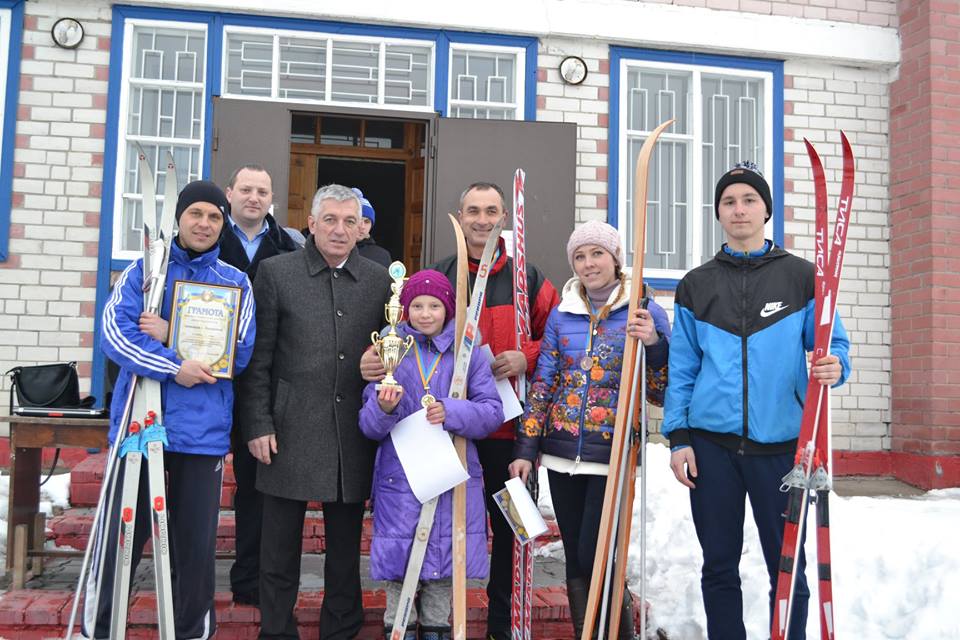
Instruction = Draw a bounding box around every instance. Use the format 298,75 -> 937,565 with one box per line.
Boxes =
239,183 -> 392,639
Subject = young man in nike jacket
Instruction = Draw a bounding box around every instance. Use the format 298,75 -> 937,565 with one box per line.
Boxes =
662,162 -> 851,640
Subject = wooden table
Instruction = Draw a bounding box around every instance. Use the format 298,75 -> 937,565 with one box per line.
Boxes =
2,416 -> 109,578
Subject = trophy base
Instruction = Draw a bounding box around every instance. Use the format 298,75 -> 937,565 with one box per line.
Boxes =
375,381 -> 404,392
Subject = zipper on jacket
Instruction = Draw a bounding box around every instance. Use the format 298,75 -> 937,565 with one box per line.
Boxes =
739,261 -> 749,455
574,323 -> 599,465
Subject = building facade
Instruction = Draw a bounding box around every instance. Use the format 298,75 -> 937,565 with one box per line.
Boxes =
0,0 -> 956,488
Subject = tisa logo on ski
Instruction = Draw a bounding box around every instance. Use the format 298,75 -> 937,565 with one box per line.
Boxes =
759,301 -> 789,318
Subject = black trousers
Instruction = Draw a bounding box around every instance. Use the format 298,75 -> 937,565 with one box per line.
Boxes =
688,433 -> 808,640
259,494 -> 365,639
230,439 -> 264,596
83,451 -> 223,639
476,438 -> 515,636
546,470 -> 607,582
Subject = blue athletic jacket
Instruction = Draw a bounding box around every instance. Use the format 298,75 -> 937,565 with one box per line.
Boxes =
662,243 -> 851,453
102,240 -> 256,455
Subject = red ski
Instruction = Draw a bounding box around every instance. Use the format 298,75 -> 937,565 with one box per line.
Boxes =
771,132 -> 854,640
510,168 -> 535,640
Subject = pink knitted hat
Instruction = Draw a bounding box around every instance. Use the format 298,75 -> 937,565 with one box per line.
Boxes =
566,220 -> 623,269
399,269 -> 456,322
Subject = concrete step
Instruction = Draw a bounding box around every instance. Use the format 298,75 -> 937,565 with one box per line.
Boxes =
0,587 -> 576,639
47,510 -> 562,555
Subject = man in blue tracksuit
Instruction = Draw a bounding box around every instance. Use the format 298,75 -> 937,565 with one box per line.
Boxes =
85,181 -> 256,639
663,162 -> 851,640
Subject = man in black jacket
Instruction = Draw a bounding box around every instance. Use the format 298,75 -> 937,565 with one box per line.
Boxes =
220,164 -> 300,606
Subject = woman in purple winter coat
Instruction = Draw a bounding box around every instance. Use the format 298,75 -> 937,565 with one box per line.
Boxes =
359,269 -> 503,640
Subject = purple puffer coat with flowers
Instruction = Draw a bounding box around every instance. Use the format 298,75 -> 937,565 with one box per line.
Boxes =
359,319 -> 503,581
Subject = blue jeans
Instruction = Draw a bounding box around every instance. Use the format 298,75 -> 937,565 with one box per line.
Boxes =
687,433 -> 809,640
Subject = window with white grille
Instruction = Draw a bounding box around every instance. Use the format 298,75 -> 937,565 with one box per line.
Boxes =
448,44 -> 524,120
619,59 -> 773,279
114,22 -> 207,257
223,28 -> 433,109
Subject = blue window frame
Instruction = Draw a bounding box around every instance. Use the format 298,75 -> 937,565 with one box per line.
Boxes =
608,46 -> 783,291
0,0 -> 24,263
91,4 -> 538,405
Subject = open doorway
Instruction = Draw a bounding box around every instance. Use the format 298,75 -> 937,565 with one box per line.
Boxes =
287,113 -> 426,272
314,158 -> 405,261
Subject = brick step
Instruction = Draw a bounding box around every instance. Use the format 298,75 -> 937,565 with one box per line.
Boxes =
69,452 -> 247,509
0,587 -> 576,639
47,510 -> 561,555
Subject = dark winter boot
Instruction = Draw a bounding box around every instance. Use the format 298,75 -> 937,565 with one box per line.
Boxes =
420,625 -> 451,640
566,577 -> 589,639
383,625 -> 417,640
618,587 -> 637,640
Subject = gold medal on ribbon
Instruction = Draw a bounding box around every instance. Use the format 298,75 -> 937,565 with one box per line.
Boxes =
415,342 -> 442,410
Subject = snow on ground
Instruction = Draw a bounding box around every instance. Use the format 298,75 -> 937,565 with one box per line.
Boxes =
0,471 -> 72,563
536,443 -> 960,640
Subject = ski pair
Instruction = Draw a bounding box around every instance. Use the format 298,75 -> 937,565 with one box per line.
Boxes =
390,216 -> 504,640
510,169 -> 535,640
581,119 -> 674,640
771,133 -> 855,640
64,149 -> 179,639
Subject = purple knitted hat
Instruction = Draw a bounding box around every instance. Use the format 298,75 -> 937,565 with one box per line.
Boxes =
399,269 -> 456,322
566,220 -> 623,269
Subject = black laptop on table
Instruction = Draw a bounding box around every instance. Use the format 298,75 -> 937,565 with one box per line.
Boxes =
12,406 -> 108,419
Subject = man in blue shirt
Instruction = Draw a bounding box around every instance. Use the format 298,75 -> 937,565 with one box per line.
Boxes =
220,164 -> 300,606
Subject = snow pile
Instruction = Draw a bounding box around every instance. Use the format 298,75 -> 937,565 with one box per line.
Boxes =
628,444 -> 960,639
0,472 -> 72,562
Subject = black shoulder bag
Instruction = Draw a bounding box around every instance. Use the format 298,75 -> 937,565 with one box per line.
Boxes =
7,361 -> 83,411
6,361 -> 91,485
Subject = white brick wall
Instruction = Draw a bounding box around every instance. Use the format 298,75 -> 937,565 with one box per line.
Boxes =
0,0 -> 111,400
538,38 -> 611,225
783,61 -> 894,451
635,0 -> 898,27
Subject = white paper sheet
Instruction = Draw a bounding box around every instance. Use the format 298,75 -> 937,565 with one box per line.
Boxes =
479,344 -> 524,421
390,408 -> 469,503
495,476 -> 548,543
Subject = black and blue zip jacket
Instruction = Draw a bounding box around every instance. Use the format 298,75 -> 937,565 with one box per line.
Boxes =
662,242 -> 851,454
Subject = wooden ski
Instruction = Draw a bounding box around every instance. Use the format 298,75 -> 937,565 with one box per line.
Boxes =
450,214 -> 504,640
581,119 -> 673,640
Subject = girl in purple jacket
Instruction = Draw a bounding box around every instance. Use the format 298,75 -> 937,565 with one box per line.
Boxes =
359,269 -> 503,640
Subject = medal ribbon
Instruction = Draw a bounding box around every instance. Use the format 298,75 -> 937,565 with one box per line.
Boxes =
580,279 -> 625,365
584,300 -> 603,361
414,341 -> 443,394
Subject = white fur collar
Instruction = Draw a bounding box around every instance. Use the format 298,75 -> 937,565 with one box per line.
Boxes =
557,268 -> 635,315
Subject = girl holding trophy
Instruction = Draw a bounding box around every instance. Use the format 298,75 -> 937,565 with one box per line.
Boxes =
359,269 -> 503,640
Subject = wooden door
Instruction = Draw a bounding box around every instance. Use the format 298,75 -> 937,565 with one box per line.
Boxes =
404,123 -> 426,272
287,153 -> 317,233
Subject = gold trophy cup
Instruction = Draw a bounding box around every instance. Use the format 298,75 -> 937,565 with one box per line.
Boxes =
372,261 -> 415,390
